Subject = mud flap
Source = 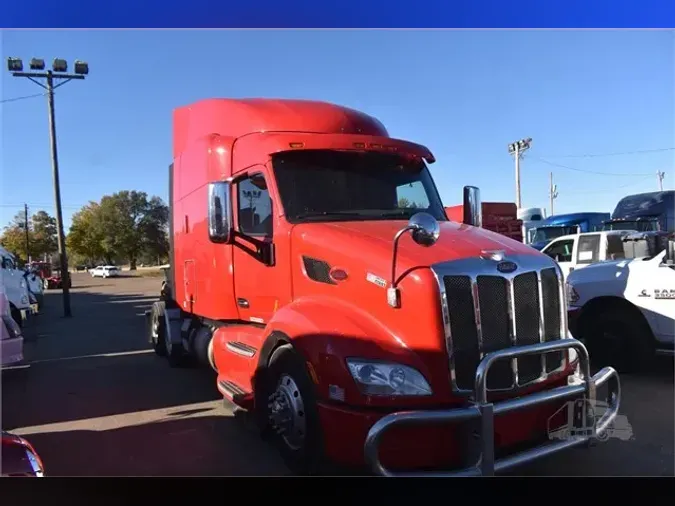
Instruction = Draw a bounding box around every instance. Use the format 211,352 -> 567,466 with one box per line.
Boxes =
164,308 -> 184,348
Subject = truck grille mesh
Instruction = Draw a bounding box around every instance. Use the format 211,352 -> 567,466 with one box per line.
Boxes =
443,267 -> 564,391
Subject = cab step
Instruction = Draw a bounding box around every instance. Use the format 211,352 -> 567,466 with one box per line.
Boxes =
217,379 -> 254,410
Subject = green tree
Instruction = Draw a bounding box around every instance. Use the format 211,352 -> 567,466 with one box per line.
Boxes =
68,191 -> 169,269
0,212 -> 28,263
67,202 -> 107,265
0,209 -> 58,263
31,210 -> 58,257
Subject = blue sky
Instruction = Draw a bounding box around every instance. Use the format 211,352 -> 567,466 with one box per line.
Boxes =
2,30 -> 673,230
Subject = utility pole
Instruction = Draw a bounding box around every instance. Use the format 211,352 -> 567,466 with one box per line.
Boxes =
657,170 -> 665,191
549,172 -> 558,216
7,57 -> 89,318
24,204 -> 30,263
508,137 -> 532,209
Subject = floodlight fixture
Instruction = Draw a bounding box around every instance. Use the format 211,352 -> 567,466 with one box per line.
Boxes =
52,58 -> 68,72
73,60 -> 89,75
7,57 -> 23,72
29,58 -> 45,70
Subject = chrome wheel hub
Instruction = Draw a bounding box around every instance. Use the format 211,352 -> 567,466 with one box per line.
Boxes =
268,374 -> 306,450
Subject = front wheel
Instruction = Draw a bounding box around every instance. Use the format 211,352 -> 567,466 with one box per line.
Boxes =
584,307 -> 655,373
261,344 -> 326,475
150,302 -> 167,356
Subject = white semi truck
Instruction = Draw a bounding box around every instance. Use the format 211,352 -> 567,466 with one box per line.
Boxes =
566,232 -> 674,372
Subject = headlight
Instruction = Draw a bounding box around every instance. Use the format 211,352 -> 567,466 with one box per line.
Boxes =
566,282 -> 579,305
346,359 -> 432,396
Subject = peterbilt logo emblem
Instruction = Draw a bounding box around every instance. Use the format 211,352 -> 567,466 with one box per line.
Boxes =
497,261 -> 518,273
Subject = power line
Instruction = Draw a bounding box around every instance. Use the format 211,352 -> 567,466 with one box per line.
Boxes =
535,157 -> 654,176
566,175 -> 654,195
539,147 -> 675,158
0,203 -> 85,210
0,92 -> 47,104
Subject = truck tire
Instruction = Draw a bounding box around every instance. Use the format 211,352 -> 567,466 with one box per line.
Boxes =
164,315 -> 188,368
150,302 -> 167,357
262,344 -> 326,475
584,306 -> 655,373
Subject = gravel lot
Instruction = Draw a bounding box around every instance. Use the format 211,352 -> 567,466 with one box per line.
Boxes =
2,272 -> 673,476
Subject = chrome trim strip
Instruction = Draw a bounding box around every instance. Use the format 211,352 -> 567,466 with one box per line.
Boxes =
364,339 -> 621,477
225,341 -> 257,358
536,270 -> 547,380
471,279 -> 484,359
506,277 -> 518,387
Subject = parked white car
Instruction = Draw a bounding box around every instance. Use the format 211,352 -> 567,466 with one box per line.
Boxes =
566,232 -> 674,372
90,265 -> 120,278
1,280 -> 24,368
541,230 -> 635,281
0,246 -> 32,327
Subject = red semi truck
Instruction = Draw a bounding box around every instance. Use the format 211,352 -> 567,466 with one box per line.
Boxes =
445,202 -> 523,243
147,98 -> 621,476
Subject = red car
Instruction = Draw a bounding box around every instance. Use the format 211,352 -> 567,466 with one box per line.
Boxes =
1,431 -> 45,476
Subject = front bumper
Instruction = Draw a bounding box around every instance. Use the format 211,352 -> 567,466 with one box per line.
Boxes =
364,339 -> 621,476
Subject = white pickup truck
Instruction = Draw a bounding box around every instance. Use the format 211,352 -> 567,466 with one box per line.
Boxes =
540,230 -> 634,280
566,232 -> 674,372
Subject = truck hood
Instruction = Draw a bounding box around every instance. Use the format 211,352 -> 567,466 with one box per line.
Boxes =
530,240 -> 550,251
568,251 -> 664,284
292,219 -> 540,271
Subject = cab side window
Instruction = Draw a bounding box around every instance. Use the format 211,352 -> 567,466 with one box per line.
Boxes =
606,234 -> 626,261
545,239 -> 574,262
237,173 -> 273,237
577,234 -> 601,264
1,255 -> 15,270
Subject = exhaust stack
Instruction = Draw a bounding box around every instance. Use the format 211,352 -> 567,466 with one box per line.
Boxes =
463,186 -> 482,227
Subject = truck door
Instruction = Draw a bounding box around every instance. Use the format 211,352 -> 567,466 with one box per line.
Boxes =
231,168 -> 287,325
575,233 -> 602,270
542,237 -> 575,279
632,255 -> 675,344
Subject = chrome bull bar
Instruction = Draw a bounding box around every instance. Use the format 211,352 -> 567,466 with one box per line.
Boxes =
363,338 -> 621,477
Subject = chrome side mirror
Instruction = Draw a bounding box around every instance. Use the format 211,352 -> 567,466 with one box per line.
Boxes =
462,186 -> 482,227
408,212 -> 441,247
388,212 -> 441,308
208,182 -> 232,243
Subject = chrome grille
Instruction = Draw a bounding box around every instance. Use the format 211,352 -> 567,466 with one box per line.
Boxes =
433,254 -> 567,394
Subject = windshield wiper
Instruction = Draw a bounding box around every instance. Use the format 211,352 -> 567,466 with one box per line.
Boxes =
374,210 -> 416,218
294,211 -> 364,221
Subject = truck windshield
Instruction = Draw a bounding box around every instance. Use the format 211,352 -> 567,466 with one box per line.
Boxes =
530,226 -> 579,243
273,150 -> 447,223
604,219 -> 658,232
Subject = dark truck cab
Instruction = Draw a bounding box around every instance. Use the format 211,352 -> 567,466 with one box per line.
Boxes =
603,191 -> 674,233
